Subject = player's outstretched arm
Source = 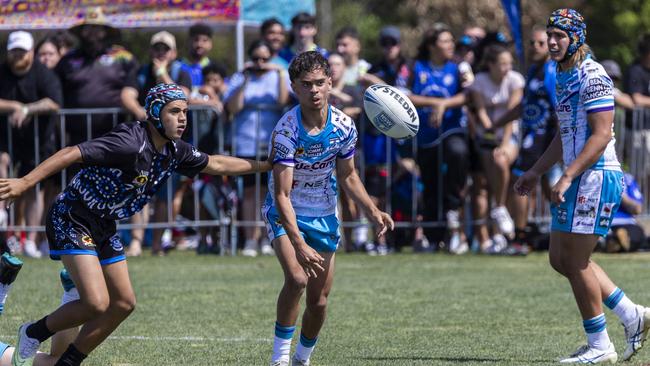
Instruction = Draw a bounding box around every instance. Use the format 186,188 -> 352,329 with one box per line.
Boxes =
201,154 -> 272,176
0,146 -> 82,202
336,157 -> 394,237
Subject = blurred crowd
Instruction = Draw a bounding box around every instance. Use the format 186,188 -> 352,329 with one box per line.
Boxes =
2,7 -> 650,258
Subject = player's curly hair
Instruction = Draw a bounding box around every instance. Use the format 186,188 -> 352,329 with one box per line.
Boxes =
288,51 -> 331,82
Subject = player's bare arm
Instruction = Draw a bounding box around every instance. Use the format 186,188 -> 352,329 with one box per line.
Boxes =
273,163 -> 324,277
336,156 -> 394,237
201,154 -> 272,176
0,146 -> 82,202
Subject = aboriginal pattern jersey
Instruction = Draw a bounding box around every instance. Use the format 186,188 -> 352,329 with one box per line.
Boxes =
63,121 -> 209,220
555,55 -> 620,171
265,105 -> 357,217
522,60 -> 557,133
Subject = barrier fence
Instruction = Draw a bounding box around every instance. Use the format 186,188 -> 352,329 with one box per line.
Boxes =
2,105 -> 650,255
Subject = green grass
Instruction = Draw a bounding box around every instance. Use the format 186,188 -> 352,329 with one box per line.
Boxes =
3,251 -> 650,365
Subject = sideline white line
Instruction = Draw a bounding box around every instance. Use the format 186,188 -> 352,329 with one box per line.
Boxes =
0,335 -> 271,343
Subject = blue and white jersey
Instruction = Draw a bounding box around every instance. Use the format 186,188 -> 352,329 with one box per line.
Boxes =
555,56 -> 620,171
264,105 -> 357,217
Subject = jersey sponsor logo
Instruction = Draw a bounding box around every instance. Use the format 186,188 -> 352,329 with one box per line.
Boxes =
583,78 -> 612,100
273,143 -> 290,157
133,174 -> 148,186
599,217 -> 610,227
292,177 -> 329,189
560,126 -> 578,135
305,143 -> 324,156
557,104 -> 572,113
81,235 -> 96,247
576,206 -> 597,218
600,203 -> 615,218
443,74 -> 454,87
294,159 -> 335,171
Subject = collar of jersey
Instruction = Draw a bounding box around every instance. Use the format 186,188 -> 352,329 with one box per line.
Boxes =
296,105 -> 332,140
140,121 -> 175,157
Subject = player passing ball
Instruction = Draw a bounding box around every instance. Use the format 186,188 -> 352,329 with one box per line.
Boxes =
0,83 -> 272,366
514,9 -> 650,364
263,51 -> 394,366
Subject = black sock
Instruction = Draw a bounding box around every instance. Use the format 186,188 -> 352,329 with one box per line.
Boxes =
25,316 -> 55,343
54,344 -> 87,366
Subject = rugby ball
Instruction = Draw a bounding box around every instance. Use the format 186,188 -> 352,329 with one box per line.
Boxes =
364,84 -> 419,139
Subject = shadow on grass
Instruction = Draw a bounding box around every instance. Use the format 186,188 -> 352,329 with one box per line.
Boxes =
357,356 -> 552,363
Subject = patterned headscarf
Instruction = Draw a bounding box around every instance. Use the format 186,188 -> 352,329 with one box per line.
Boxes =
547,8 -> 586,61
144,83 -> 187,139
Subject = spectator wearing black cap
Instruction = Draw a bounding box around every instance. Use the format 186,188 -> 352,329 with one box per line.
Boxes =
367,26 -> 409,87
181,23 -> 215,90
278,12 -> 328,64
625,33 -> 650,108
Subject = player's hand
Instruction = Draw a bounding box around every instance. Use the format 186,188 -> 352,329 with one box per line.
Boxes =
152,59 -> 170,77
513,170 -> 540,196
550,175 -> 572,204
0,178 -> 29,206
10,103 -> 28,128
428,101 -> 446,128
295,243 -> 324,278
369,210 -> 395,238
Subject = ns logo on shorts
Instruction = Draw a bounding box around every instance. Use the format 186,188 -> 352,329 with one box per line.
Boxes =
110,234 -> 124,252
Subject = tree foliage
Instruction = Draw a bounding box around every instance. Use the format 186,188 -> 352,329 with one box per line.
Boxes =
322,0 -> 647,73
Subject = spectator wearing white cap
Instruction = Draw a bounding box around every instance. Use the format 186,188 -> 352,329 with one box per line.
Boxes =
121,31 -> 192,257
122,31 -> 192,120
0,30 -> 63,258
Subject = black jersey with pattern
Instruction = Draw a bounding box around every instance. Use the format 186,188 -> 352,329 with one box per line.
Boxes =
66,121 -> 208,220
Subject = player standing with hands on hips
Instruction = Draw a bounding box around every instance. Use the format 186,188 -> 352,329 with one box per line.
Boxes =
263,51 -> 394,366
0,83 -> 273,366
515,9 -> 650,364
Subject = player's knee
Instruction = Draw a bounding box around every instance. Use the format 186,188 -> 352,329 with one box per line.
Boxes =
306,295 -> 328,315
111,295 -> 137,317
285,273 -> 308,293
548,255 -> 565,275
82,294 -> 110,317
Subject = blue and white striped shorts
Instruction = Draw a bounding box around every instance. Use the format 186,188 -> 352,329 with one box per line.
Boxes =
551,169 -> 624,236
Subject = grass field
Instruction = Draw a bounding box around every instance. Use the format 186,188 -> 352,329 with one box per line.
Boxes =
2,251 -> 650,365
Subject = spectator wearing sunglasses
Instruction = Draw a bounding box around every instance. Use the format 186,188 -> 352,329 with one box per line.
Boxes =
224,40 -> 289,256
367,26 -> 410,87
